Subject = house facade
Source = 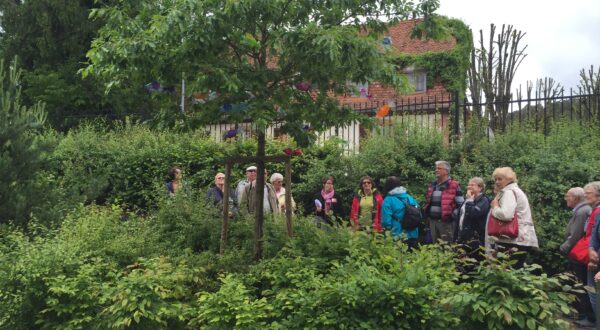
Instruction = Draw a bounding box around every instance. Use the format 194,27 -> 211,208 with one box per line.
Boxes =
338,19 -> 457,106
204,18 -> 469,153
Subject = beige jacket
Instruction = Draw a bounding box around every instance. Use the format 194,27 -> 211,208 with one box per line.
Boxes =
239,181 -> 280,216
275,187 -> 296,212
489,182 -> 539,248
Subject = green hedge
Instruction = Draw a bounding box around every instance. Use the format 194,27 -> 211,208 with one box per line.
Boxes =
30,120 -> 600,272
0,201 -> 575,329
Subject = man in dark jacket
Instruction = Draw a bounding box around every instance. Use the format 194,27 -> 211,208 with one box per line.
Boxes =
423,160 -> 463,243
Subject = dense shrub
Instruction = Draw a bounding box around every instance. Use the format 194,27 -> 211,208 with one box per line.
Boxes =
445,255 -> 575,329
40,119 -> 600,273
0,199 -> 578,329
5,117 -> 598,328
49,124 -> 300,212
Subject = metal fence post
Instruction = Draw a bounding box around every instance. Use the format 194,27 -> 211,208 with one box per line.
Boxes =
453,91 -> 460,141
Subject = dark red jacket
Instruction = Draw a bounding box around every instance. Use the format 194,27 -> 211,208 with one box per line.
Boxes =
350,190 -> 383,232
424,178 -> 462,222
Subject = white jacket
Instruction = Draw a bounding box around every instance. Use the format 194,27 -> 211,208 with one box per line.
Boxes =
488,182 -> 539,248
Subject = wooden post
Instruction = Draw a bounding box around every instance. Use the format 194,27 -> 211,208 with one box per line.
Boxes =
220,154 -> 294,257
254,131 -> 266,261
284,156 -> 293,237
220,161 -> 232,255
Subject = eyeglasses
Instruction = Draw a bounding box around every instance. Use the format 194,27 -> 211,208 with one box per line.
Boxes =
247,170 -> 256,172
216,177 -> 225,180
362,181 -> 372,185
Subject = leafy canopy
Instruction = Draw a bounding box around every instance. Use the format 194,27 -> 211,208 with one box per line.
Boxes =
84,0 -> 440,142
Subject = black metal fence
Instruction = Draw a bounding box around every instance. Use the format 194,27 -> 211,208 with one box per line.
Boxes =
204,94 -> 454,154
457,91 -> 600,138
103,91 -> 599,153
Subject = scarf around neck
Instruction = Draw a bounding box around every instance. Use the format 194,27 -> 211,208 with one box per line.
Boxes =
321,189 -> 335,213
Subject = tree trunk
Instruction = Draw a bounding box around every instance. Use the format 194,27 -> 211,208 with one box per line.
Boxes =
469,24 -> 527,132
253,130 -> 266,261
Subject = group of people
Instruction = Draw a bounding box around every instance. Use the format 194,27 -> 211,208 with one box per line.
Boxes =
560,182 -> 600,326
314,161 -> 538,261
173,160 -> 538,265
167,161 -> 600,324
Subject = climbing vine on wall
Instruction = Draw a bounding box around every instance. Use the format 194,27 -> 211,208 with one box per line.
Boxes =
395,17 -> 473,96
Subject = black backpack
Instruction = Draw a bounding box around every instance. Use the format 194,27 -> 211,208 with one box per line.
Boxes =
398,197 -> 422,231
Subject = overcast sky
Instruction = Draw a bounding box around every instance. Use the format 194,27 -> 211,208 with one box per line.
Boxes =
438,0 -> 600,93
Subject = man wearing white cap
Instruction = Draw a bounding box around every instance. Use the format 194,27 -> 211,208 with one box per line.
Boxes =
234,165 -> 257,204
239,169 -> 280,217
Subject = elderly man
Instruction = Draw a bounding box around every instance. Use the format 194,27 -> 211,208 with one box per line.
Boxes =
423,160 -> 463,243
561,187 -> 591,255
239,169 -> 279,217
561,187 -> 593,324
234,165 -> 257,204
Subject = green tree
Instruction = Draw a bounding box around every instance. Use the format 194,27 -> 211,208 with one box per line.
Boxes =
0,58 -> 51,227
84,0 -> 440,259
0,0 -> 156,130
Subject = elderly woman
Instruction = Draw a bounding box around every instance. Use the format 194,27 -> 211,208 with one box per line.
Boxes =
453,177 -> 490,255
350,176 -> 383,232
314,176 -> 344,226
488,167 -> 538,268
270,172 -> 296,213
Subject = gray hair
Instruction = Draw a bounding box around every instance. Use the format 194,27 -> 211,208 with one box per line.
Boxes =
568,187 -> 585,201
584,182 -> 600,197
270,172 -> 284,183
435,160 -> 451,173
469,177 -> 485,190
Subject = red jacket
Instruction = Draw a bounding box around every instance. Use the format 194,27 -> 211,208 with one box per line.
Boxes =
424,178 -> 462,222
350,190 -> 383,232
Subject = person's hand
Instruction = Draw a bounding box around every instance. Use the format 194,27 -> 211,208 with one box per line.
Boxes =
591,250 -> 600,263
490,198 -> 499,209
589,261 -> 598,270
316,207 -> 322,213
465,189 -> 474,199
595,272 -> 600,282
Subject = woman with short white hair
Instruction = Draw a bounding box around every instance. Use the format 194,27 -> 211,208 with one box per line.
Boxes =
270,172 -> 295,213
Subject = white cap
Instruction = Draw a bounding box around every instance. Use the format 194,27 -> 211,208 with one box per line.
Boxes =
246,165 -> 257,171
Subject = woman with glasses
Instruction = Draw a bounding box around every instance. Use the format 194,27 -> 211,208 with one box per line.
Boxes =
453,177 -> 490,258
314,176 -> 344,226
350,176 -> 383,232
270,172 -> 296,213
207,172 -> 228,206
